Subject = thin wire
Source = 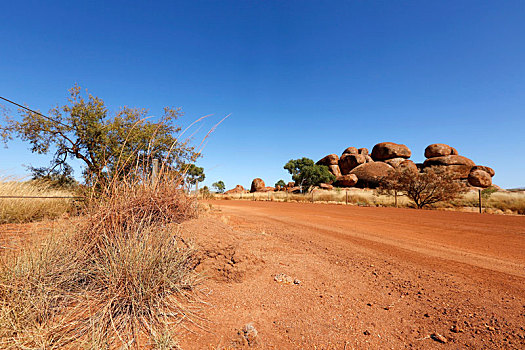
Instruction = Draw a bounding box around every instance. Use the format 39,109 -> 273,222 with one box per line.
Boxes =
0,196 -> 84,199
0,96 -> 55,122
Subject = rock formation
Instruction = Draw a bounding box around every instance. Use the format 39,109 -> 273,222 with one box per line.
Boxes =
316,142 -> 495,189
225,185 -> 248,194
250,178 -> 265,192
421,144 -> 494,188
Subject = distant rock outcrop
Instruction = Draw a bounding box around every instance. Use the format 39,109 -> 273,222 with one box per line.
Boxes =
225,185 -> 247,194
315,141 -> 495,189
250,178 -> 265,192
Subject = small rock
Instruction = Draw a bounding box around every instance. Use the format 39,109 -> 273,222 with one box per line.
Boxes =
424,313 -> 430,318
486,325 -> 496,332
293,278 -> 301,285
363,330 -> 371,335
366,303 -> 373,307
451,325 -> 463,333
431,333 -> 447,343
274,273 -> 293,284
242,323 -> 258,346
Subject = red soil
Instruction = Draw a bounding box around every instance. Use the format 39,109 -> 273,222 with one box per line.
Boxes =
179,200 -> 525,349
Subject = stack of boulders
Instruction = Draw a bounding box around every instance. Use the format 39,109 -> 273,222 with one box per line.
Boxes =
422,143 -> 494,188
317,142 -> 414,188
317,142 -> 494,189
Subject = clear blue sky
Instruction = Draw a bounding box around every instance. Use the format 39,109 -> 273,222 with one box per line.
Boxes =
1,1 -> 524,189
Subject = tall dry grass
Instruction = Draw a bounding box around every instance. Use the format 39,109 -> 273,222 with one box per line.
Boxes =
0,178 -> 77,224
0,178 -> 202,349
454,190 -> 525,214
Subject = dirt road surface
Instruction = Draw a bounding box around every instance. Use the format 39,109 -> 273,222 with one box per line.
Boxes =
179,200 -> 525,349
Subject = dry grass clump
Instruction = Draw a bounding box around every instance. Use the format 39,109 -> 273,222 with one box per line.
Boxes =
0,180 -> 201,349
455,190 -> 525,215
0,178 -> 77,224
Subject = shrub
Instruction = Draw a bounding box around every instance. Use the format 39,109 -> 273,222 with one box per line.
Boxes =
379,168 -> 467,209
0,179 -> 200,349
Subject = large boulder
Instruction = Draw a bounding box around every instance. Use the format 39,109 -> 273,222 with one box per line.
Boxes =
334,174 -> 358,187
287,181 -> 295,188
371,142 -> 411,161
342,146 -> 358,155
349,162 -> 394,188
225,185 -> 247,194
250,178 -> 265,192
317,154 -> 339,166
468,169 -> 492,188
423,165 -> 473,179
339,154 -> 366,174
398,160 -> 418,173
358,148 -> 369,156
472,165 -> 495,177
423,155 -> 475,167
424,143 -> 455,158
364,155 -> 374,163
328,164 -> 342,177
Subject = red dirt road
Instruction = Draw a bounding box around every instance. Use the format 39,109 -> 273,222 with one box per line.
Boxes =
180,201 -> 525,349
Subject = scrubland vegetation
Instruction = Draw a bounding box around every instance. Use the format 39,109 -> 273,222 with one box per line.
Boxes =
216,188 -> 525,215
0,178 -> 200,349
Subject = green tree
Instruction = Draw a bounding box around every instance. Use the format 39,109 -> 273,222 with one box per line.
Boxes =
284,158 -> 335,192
184,164 -> 205,191
212,180 -> 225,193
275,179 -> 287,188
0,85 -> 198,185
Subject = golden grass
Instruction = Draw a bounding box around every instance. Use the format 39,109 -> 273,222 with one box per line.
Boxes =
0,178 -> 77,224
216,188 -> 525,214
217,188 -> 410,207
0,180 -> 201,349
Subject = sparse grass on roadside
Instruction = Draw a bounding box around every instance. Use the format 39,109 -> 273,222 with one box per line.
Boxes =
0,178 -> 77,224
0,179 -> 202,349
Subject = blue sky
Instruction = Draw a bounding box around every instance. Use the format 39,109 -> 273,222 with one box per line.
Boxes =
1,0 -> 524,189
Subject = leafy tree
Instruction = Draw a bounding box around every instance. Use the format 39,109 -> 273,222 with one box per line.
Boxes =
275,179 -> 287,188
378,168 -> 467,209
212,180 -> 225,193
0,85 -> 198,185
284,158 -> 315,183
183,163 -> 205,191
284,158 -> 335,192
